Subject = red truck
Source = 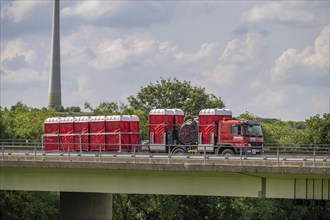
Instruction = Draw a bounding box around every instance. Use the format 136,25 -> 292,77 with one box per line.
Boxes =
43,108 -> 264,155
148,108 -> 264,155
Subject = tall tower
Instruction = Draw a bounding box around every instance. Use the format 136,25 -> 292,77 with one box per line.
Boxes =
48,0 -> 61,108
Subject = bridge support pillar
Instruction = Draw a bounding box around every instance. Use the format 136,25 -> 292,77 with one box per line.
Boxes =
60,192 -> 112,220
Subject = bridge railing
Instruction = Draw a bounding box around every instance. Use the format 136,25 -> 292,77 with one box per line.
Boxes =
1,139 -> 330,167
0,139 -> 40,147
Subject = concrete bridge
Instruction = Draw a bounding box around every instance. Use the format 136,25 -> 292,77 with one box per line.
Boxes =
1,151 -> 329,219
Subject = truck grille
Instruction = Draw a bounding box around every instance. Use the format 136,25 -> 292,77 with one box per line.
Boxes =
250,142 -> 263,147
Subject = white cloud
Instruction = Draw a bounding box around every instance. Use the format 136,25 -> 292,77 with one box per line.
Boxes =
248,84 -> 329,121
270,25 -> 329,85
242,2 -> 316,25
61,1 -> 175,27
175,43 -> 218,63
207,32 -> 264,87
220,32 -> 264,64
1,1 -> 48,23
0,36 -> 49,99
2,67 -> 46,84
250,25 -> 330,119
305,25 -> 330,68
198,25 -> 329,120
69,75 -> 96,103
61,1 -> 116,21
1,38 -> 47,90
61,25 -> 219,73
1,39 -> 37,65
56,25 -> 221,107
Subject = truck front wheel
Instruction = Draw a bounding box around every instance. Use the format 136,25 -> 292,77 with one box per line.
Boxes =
220,148 -> 235,156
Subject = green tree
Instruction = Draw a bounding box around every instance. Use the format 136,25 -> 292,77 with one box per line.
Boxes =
261,120 -> 305,145
239,111 -> 258,121
54,105 -> 65,112
0,191 -> 59,220
1,102 -> 55,140
92,101 -> 124,115
304,113 -> 330,145
113,195 -> 330,220
0,108 -> 10,139
128,78 -> 224,119
113,195 -> 237,220
84,101 -> 139,116
127,78 -> 224,138
65,106 -> 81,112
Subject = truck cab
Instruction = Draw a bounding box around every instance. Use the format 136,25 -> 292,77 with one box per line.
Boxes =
218,119 -> 264,155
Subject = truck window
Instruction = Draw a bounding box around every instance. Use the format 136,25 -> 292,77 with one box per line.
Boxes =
243,124 -> 263,137
231,124 -> 242,135
231,125 -> 238,134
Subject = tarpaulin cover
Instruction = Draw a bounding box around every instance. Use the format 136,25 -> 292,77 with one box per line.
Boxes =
199,109 -> 232,144
59,117 -> 74,151
74,116 -> 89,151
44,117 -> 60,151
105,115 -> 130,151
173,109 -> 184,129
89,116 -> 105,151
129,115 -> 141,151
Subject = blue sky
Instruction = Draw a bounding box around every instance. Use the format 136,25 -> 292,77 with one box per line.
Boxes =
1,1 -> 329,120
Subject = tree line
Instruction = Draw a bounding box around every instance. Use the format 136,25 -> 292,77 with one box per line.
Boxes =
1,78 -> 329,145
1,78 -> 329,219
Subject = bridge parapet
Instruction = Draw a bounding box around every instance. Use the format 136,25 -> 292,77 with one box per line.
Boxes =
1,143 -> 329,169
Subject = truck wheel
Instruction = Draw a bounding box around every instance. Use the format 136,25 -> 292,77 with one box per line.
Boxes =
172,147 -> 186,155
220,148 -> 234,156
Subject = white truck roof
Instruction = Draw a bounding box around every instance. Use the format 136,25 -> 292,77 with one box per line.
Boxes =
199,108 -> 232,116
44,117 -> 61,123
149,108 -> 184,115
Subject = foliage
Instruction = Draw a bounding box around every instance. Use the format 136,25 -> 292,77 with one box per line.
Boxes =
113,195 -> 330,220
1,102 -> 55,140
127,78 -> 224,138
54,105 -> 81,113
65,106 -> 81,112
239,111 -> 308,146
0,191 -> 59,220
128,78 -> 224,120
0,109 -> 10,139
304,113 -> 330,145
239,111 -> 258,121
1,191 -> 329,220
85,101 -> 128,115
259,113 -> 330,146
261,120 -> 305,145
0,102 -> 84,141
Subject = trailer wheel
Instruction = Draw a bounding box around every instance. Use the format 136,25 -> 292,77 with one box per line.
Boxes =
220,148 -> 234,156
172,147 -> 186,155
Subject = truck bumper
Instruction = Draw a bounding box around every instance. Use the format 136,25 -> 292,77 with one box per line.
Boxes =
244,147 -> 263,155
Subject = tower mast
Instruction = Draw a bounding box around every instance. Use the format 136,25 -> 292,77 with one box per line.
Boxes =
48,0 -> 61,108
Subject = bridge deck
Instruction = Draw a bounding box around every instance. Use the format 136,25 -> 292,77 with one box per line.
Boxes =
1,153 -> 329,200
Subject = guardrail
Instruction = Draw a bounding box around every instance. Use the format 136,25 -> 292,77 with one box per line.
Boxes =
0,139 -> 40,147
1,140 -> 329,167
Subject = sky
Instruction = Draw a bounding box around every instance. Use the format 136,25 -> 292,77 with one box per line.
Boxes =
1,1 -> 329,121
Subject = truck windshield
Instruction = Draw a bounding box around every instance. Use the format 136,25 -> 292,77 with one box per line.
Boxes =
243,124 -> 263,137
